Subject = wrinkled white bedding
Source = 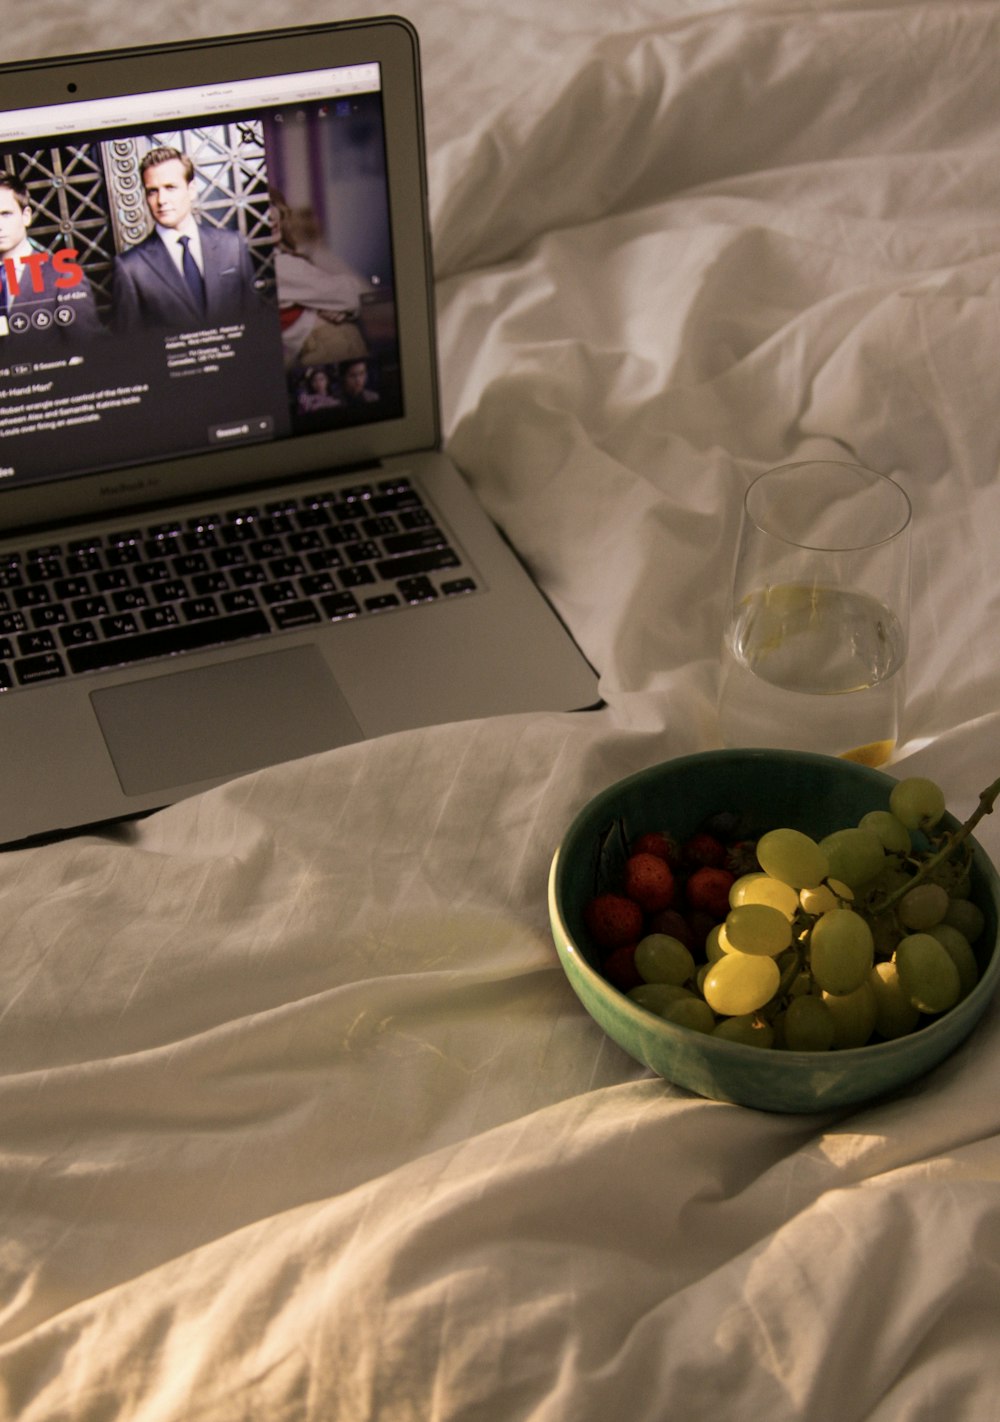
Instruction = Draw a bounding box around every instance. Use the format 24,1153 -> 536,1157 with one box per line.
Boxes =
3,2 -> 1000,1418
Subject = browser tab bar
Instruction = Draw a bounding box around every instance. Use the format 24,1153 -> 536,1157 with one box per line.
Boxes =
0,62 -> 381,142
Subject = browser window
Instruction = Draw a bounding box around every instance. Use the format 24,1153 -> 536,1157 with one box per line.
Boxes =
0,62 -> 402,491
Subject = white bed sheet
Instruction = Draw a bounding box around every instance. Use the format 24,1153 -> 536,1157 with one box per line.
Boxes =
3,2 -> 1000,1418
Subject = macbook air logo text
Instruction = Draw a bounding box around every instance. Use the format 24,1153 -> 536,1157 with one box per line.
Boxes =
99,476 -> 159,498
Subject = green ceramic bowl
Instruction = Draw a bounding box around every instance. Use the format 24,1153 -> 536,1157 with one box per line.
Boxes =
548,750 -> 1000,1113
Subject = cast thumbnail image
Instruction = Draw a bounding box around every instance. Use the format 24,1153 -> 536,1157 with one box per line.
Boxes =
294,357 -> 382,416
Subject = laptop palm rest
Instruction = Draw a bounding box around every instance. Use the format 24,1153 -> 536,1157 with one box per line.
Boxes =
90,645 -> 362,795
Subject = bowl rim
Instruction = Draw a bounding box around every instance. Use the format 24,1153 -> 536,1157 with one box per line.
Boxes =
549,749 -> 1000,1070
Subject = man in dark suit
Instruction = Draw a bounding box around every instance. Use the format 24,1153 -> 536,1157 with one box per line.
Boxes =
112,146 -> 259,333
0,169 -> 101,343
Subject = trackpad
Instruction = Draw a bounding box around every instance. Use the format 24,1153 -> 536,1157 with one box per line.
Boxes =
91,645 -> 363,795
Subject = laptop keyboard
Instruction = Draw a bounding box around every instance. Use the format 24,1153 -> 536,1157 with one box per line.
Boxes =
0,476 -> 479,692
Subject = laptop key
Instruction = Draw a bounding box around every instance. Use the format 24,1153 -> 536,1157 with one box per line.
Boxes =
375,548 -> 462,580
59,622 -> 99,647
142,606 -> 180,630
72,596 -> 110,619
54,576 -> 93,600
18,631 -> 57,655
14,586 -> 53,609
27,556 -> 64,582
101,614 -> 140,638
32,605 -> 69,628
66,551 -> 103,575
320,592 -> 361,620
339,565 -> 376,589
0,664 -> 12,692
396,576 -> 437,604
66,610 -> 271,674
271,600 -> 321,630
221,590 -> 260,614
112,588 -> 150,612
260,581 -> 297,605
14,652 -> 67,685
95,569 -> 133,592
181,597 -> 220,621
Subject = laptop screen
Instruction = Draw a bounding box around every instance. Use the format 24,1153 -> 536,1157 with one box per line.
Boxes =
0,59 -> 403,496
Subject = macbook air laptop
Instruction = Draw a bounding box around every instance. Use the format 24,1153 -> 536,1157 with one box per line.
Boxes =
0,17 -> 599,846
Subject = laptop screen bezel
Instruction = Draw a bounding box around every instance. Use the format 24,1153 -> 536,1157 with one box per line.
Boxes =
0,17 -> 440,536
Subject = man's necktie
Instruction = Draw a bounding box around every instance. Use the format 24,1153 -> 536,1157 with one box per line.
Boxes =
178,235 -> 206,313
0,263 -> 8,321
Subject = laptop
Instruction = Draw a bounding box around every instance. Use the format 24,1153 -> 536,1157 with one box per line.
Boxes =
0,17 -> 599,846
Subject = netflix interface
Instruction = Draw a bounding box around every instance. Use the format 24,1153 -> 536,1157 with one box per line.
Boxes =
0,65 -> 401,491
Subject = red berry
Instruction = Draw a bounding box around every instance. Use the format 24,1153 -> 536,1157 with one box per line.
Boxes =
645,907 -> 696,951
602,942 -> 643,991
623,852 -> 675,913
583,893 -> 644,951
631,831 -> 678,866
682,832 -> 727,869
725,840 -> 760,877
685,866 -> 735,920
684,909 -> 719,953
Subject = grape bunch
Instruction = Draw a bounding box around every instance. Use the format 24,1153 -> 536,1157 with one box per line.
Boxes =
582,775 -> 996,1052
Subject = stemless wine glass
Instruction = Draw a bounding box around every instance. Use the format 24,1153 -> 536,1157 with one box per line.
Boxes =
718,460 -> 912,766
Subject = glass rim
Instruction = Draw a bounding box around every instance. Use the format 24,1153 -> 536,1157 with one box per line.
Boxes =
744,460 -> 912,553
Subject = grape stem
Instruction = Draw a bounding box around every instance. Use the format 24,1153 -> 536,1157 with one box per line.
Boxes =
869,774 -> 1000,915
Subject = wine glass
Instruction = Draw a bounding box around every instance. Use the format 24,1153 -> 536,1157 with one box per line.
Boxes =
718,460 -> 912,766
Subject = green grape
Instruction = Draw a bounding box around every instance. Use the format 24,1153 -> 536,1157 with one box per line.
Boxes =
703,952 -> 781,1017
712,1014 -> 775,1048
663,996 -> 717,1034
755,828 -> 829,889
895,933 -> 961,1014
723,903 -> 793,957
822,980 -> 878,1048
858,809 -> 911,855
897,883 -> 949,931
869,961 -> 921,1039
818,827 -> 885,890
628,982 -> 694,1015
782,995 -> 836,1051
889,776 -> 946,830
705,924 -> 726,963
929,924 -> 979,1000
729,873 -> 799,919
635,933 -> 695,986
942,897 -> 985,943
809,908 -> 874,994
800,880 -> 853,915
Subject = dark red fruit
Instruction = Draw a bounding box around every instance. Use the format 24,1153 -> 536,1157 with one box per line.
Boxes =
645,907 -> 696,951
602,942 -> 643,991
631,830 -> 679,867
623,852 -> 675,913
583,893 -> 644,951
684,909 -> 718,952
682,832 -> 727,869
685,866 -> 735,920
725,840 -> 760,877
